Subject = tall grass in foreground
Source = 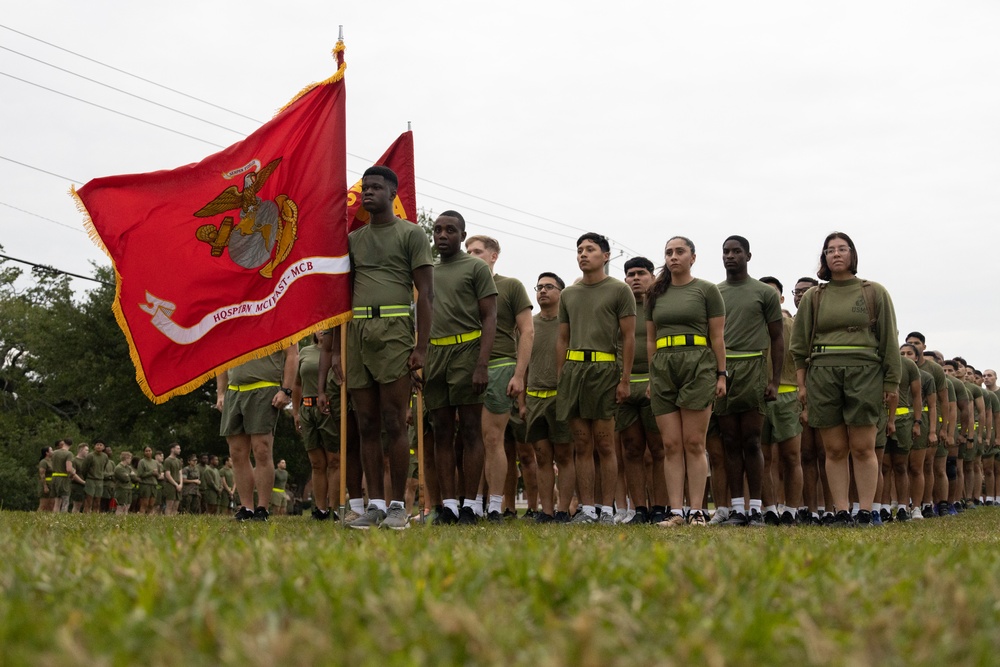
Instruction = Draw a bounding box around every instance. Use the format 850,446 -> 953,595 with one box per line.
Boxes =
1,511 -> 998,666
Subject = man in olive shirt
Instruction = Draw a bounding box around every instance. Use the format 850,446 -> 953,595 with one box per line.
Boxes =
69,443 -> 89,513
81,440 -> 109,514
618,257 -> 666,525
216,347 -> 298,521
162,443 -> 184,516
982,369 -> 1000,504
465,235 -> 534,522
113,451 -> 137,515
904,333 -> 948,517
219,456 -> 235,513
525,272 -> 570,522
180,454 -> 201,514
136,447 -> 160,515
51,439 -> 83,513
202,455 -> 222,515
556,233 -> 636,524
319,166 -> 434,531
941,360 -> 970,514
271,458 -> 290,516
425,211 -> 497,525
715,237 -> 783,527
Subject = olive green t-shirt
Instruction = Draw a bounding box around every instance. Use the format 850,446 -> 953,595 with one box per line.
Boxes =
221,467 -> 235,491
717,277 -> 782,352
631,297 -> 650,374
39,458 -> 52,480
559,276 -> 635,353
163,455 -> 183,486
114,463 -> 135,489
429,252 -> 498,338
528,314 -> 560,391
349,217 -> 433,307
51,448 -> 72,474
917,358 -> 947,404
82,451 -> 109,480
945,376 -> 959,403
645,278 -> 725,340
202,466 -> 221,493
966,382 -> 983,421
137,457 -> 159,485
73,454 -> 87,480
297,344 -> 335,397
103,458 -> 115,482
767,315 -> 797,385
491,275 -> 532,361
897,357 -> 921,409
919,369 -> 936,404
273,468 -> 289,491
229,349 -> 284,386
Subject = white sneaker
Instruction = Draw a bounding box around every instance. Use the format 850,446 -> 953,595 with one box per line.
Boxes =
910,507 -> 924,520
708,507 -> 730,525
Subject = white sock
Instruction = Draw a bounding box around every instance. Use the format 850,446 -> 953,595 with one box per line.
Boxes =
671,507 -> 683,516
732,497 -> 746,515
488,495 -> 502,514
988,496 -> 995,503
444,499 -> 459,515
371,499 -> 387,512
749,499 -> 762,513
764,505 -> 778,516
872,503 -> 882,514
716,506 -> 729,514
388,500 -> 404,510
818,505 -> 826,514
464,498 -> 482,517
852,502 -> 860,516
349,498 -> 364,514
582,504 -> 597,518
627,497 -> 634,511
476,494 -> 484,507
811,512 -> 820,519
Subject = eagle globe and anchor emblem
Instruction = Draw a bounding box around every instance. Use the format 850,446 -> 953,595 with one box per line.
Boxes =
194,157 -> 298,278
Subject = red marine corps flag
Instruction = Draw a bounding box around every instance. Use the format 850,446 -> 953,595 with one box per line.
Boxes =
346,130 -> 416,231
72,42 -> 351,404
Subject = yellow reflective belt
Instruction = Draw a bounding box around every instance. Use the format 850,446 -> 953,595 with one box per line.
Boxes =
656,334 -> 708,349
778,384 -> 797,394
923,406 -> 929,412
228,381 -> 280,392
352,304 -> 410,318
566,350 -> 616,362
812,345 -> 876,353
272,488 -> 285,493
430,330 -> 482,346
630,373 -> 650,383
488,358 -> 517,369
526,389 -> 557,398
51,472 -> 68,477
726,351 -> 763,359
894,407 -> 913,416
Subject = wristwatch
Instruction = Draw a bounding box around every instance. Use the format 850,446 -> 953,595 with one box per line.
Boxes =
280,387 -> 292,397
717,370 -> 729,378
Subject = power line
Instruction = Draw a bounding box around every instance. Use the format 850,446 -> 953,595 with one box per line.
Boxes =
0,71 -> 225,148
0,252 -> 112,286
0,201 -> 86,234
0,45 -> 250,137
0,155 -> 81,184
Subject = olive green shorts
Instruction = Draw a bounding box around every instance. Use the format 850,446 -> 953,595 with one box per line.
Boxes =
346,317 -> 413,389
616,376 -> 659,434
484,358 -> 518,414
51,477 -> 70,498
806,362 -> 883,428
270,489 -> 288,509
139,484 -> 157,500
300,404 -> 340,452
556,360 -> 619,421
220,387 -> 280,437
887,412 -> 914,453
963,440 -> 977,462
219,491 -> 232,511
526,394 -> 571,444
163,481 -> 179,502
762,390 -> 803,444
203,489 -> 219,507
424,339 -> 484,411
507,409 -> 527,442
650,347 -> 716,416
714,355 -> 767,417
911,412 -> 930,451
114,488 -> 132,506
84,479 -> 103,498
102,482 -> 113,500
875,409 -> 890,449
70,480 -> 86,503
39,479 -> 52,499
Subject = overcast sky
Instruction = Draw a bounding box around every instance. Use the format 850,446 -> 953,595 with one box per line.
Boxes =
2,2 -> 999,367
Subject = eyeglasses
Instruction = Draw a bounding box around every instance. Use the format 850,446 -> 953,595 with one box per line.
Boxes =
791,288 -> 810,296
824,245 -> 851,256
535,284 -> 560,292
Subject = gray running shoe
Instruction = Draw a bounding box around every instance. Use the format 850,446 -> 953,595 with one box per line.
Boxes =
380,505 -> 409,530
571,511 -> 597,524
349,505 -> 386,530
708,507 -> 729,525
599,511 -> 616,525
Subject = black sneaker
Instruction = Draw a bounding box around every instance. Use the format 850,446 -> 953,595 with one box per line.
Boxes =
252,506 -> 269,522
821,513 -> 837,526
458,506 -> 478,525
311,507 -> 331,521
522,509 -> 537,521
433,507 -> 459,525
487,510 -> 503,523
234,506 -> 254,521
722,511 -> 749,527
553,511 -> 571,523
831,510 -> 854,527
648,507 -> 667,525
796,508 -> 810,524
806,513 -> 823,526
626,507 -> 650,525
855,509 -> 874,526
879,508 -> 892,523
748,510 -> 766,527
503,509 -> 518,521
534,512 -> 555,524
763,510 -> 780,526
895,507 -> 909,522
779,510 -> 797,526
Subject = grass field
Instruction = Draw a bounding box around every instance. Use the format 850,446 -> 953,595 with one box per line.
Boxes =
2,511 -> 999,666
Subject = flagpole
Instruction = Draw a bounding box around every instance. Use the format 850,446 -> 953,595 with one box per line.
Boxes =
339,324 -> 348,523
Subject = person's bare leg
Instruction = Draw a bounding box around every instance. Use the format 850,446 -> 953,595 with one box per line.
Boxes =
706,429 -> 729,512
482,409 -> 510,513
457,404 -> 486,502
326,451 -> 341,512
534,438 -> 555,515
308,448 -> 329,511
680,408 -> 711,510
227,434 -> 254,509
657,411 -> 684,511
517,439 -> 538,513
570,418 -> 596,507
621,421 -> 649,512
352,387 -> 386,504
250,433 -> 275,509
552,441 -> 575,513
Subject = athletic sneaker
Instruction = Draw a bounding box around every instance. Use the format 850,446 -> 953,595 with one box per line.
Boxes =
649,507 -> 667,525
503,509 -> 518,521
234,506 -> 254,521
432,507 -> 458,526
708,507 -> 730,525
571,511 -> 596,524
821,513 -> 836,526
910,506 -> 924,520
879,508 -> 892,523
626,508 -> 650,525
349,505 -> 386,529
381,505 -> 409,530
487,510 -> 504,523
343,509 -> 362,524
779,510 -> 797,526
311,507 -> 331,521
936,501 -> 949,517
598,511 -> 616,525
534,512 -> 555,524
252,506 -> 269,522
831,510 -> 854,527
747,510 -> 766,527
553,511 -> 571,523
947,503 -> 958,516
796,508 -> 810,524
856,509 -> 874,526
687,510 -> 708,526
763,510 -> 780,526
522,509 -> 537,521
721,511 -> 749,527
656,514 -> 686,528
869,510 -> 882,526
895,507 -> 910,522
458,506 -> 479,525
